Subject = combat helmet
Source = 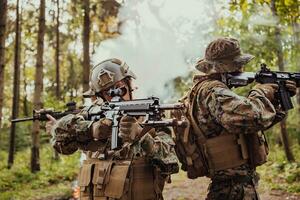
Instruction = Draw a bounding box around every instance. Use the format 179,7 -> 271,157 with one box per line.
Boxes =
195,37 -> 254,74
89,58 -> 136,94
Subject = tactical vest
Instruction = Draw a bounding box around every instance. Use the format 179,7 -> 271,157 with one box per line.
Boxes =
173,79 -> 269,179
78,157 -> 165,200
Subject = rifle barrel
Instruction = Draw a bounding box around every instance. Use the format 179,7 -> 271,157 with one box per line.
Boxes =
144,119 -> 187,127
159,103 -> 184,110
11,117 -> 34,123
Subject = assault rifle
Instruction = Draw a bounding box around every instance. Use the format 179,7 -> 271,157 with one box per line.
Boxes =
208,63 -> 300,111
86,88 -> 186,150
11,101 -> 81,123
12,89 -> 186,150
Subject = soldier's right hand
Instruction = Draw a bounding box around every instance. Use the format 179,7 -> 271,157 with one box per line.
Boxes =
119,116 -> 143,142
46,114 -> 57,135
252,83 -> 278,103
91,118 -> 112,140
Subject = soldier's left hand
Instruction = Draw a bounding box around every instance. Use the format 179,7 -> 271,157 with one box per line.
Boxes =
285,80 -> 297,97
119,116 -> 143,142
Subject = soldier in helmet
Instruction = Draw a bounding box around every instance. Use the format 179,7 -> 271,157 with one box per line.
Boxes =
47,58 -> 178,200
173,37 -> 297,199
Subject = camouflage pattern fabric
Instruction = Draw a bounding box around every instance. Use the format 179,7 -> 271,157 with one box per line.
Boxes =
194,79 -> 281,137
51,114 -> 93,155
195,37 -> 254,74
139,131 -> 179,174
51,102 -> 178,175
193,78 -> 283,199
206,164 -> 259,200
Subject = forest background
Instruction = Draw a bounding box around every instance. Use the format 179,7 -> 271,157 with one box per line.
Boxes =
0,0 -> 299,199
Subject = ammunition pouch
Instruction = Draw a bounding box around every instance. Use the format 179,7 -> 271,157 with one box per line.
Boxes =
78,159 -> 130,200
204,134 -> 248,173
129,159 -> 163,200
246,131 -> 269,167
78,162 -> 94,200
173,119 -> 208,179
78,158 -> 163,200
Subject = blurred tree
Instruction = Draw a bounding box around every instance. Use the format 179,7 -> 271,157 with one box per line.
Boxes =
0,0 -> 8,129
53,0 -> 61,161
8,0 -> 21,169
270,0 -> 295,162
55,0 -> 60,99
31,0 -> 45,172
22,62 -> 29,117
0,0 -> 122,168
82,0 -> 90,92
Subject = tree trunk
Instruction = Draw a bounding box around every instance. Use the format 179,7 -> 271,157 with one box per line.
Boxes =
22,4 -> 28,117
55,0 -> 60,99
31,0 -> 45,172
0,0 -> 8,129
68,55 -> 75,99
280,118 -> 295,161
53,0 -> 60,161
270,0 -> 295,162
292,12 -> 300,144
8,0 -> 21,169
82,0 -> 90,92
23,63 -> 29,116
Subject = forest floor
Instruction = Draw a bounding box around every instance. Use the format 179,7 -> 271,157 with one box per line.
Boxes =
35,171 -> 300,200
1,145 -> 299,200
163,172 -> 300,200
33,169 -> 300,200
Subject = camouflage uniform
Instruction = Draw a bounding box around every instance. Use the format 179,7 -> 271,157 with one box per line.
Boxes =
51,100 -> 178,167
178,38 -> 286,200
194,79 -> 280,200
51,59 -> 178,200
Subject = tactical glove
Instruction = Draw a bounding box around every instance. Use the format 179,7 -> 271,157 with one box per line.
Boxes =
119,116 -> 143,142
252,83 -> 278,103
285,80 -> 297,97
91,118 -> 112,140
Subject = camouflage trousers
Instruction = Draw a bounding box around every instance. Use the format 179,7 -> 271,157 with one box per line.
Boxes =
206,176 -> 259,200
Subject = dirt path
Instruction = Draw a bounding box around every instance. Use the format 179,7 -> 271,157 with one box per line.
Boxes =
163,172 -> 300,200
36,171 -> 300,200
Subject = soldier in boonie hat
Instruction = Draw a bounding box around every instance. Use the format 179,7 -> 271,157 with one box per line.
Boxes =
195,37 -> 254,74
173,37 -> 297,200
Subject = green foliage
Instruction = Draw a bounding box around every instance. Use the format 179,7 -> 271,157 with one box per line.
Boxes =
1,0 -> 121,127
0,145 -> 80,200
0,121 -> 54,152
258,145 -> 300,193
0,0 -> 121,165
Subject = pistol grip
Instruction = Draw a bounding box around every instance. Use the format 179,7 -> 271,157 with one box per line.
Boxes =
278,84 -> 293,111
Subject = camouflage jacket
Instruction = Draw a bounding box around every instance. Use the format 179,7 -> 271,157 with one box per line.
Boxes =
194,79 -> 284,177
51,99 -> 178,175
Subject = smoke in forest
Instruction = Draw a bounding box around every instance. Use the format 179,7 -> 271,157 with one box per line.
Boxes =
92,0 -> 219,99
